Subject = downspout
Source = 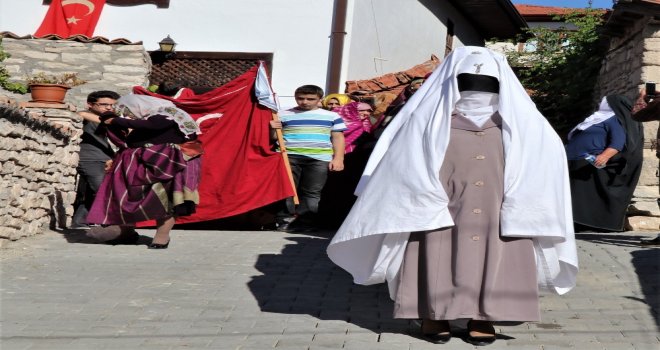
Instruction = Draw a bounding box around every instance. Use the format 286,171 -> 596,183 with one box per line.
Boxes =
327,0 -> 349,94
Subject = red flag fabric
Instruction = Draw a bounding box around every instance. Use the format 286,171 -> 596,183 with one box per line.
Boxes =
35,0 -> 106,38
133,66 -> 294,224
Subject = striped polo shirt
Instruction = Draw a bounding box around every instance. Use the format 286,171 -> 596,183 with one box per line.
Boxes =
279,107 -> 347,162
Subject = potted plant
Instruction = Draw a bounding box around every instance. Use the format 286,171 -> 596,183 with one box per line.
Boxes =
27,72 -> 86,104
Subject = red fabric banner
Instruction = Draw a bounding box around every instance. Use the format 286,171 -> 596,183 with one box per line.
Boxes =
133,66 -> 294,224
35,0 -> 106,38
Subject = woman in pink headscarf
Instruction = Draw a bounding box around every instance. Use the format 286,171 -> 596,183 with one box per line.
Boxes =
319,101 -> 376,228
333,102 -> 374,154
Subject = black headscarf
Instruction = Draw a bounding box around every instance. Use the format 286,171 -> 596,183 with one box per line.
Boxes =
569,94 -> 644,232
607,94 -> 643,156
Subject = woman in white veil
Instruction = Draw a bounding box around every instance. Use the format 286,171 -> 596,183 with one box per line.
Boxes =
327,47 -> 577,345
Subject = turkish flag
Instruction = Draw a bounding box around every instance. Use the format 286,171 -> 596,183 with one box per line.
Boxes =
133,66 -> 295,224
35,0 -> 106,38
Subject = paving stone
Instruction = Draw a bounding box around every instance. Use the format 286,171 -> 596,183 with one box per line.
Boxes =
0,230 -> 658,350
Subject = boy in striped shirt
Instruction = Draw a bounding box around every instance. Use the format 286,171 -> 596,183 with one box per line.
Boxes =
270,85 -> 346,231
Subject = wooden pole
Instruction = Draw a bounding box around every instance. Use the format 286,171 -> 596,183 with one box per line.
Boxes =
272,111 -> 299,205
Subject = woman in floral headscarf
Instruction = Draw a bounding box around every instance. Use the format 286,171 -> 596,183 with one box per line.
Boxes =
319,101 -> 376,228
87,95 -> 203,249
334,102 -> 374,154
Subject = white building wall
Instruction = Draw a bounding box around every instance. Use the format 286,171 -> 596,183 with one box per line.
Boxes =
0,0 -> 336,104
343,0 -> 483,81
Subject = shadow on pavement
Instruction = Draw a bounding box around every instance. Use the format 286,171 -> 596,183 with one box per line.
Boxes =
247,234 -> 520,343
57,228 -> 151,246
631,248 -> 660,328
575,232 -> 647,248
247,235 -> 414,335
577,233 -> 660,328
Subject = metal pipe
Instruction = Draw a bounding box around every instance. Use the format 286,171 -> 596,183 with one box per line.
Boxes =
327,0 -> 349,94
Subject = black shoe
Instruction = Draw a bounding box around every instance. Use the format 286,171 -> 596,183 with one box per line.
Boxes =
69,224 -> 90,230
421,320 -> 451,344
466,320 -> 496,346
640,236 -> 660,246
148,240 -> 170,249
275,222 -> 294,232
465,334 -> 496,346
422,333 -> 451,344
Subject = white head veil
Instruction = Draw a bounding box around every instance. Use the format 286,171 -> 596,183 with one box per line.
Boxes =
115,95 -> 200,137
327,46 -> 577,297
453,52 -> 500,127
567,97 -> 615,140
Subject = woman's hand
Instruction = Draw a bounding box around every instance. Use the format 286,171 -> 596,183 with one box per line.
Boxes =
104,160 -> 113,173
593,154 -> 610,168
99,111 -> 118,125
595,147 -> 620,168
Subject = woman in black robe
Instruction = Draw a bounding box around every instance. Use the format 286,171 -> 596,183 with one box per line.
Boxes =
567,95 -> 643,231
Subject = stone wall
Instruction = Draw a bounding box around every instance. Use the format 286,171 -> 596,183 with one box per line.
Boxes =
1,38 -> 151,109
0,100 -> 80,242
597,16 -> 660,230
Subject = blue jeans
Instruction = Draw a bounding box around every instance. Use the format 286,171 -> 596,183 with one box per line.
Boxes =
278,155 -> 329,224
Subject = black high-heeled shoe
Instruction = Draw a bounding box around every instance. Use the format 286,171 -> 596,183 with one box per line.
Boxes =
148,239 -> 170,249
421,319 -> 451,344
466,320 -> 496,346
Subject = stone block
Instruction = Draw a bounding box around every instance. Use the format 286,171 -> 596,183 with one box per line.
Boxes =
113,57 -> 147,65
39,196 -> 52,210
627,215 -> 660,231
115,45 -> 145,52
61,52 -> 112,63
0,226 -> 19,239
3,65 -> 21,74
644,38 -> 660,51
2,57 -> 26,64
640,65 -> 660,82
44,46 -> 87,53
39,62 -> 87,70
628,200 -> 660,216
633,185 -> 659,199
13,50 -> 59,61
19,101 -> 68,109
4,217 -> 22,229
6,138 -> 27,151
641,122 -> 658,142
0,39 -> 29,50
103,65 -> 148,73
91,45 -> 113,52
44,109 -> 75,118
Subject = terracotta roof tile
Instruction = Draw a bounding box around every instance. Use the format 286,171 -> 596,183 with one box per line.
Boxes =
345,55 -> 440,95
1,31 -> 141,45
515,4 -> 581,16
344,55 -> 441,116
514,4 -> 608,20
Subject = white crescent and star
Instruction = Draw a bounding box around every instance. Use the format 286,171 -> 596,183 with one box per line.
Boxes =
62,0 -> 96,16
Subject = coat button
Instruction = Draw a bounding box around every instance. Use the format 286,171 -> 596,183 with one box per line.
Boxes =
472,235 -> 480,241
475,131 -> 485,136
472,208 -> 482,214
474,181 -> 484,186
475,155 -> 486,160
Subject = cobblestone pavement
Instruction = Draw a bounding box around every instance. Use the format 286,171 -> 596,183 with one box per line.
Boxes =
0,229 -> 658,350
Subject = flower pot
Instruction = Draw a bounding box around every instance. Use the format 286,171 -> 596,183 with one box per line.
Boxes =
29,83 -> 71,104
